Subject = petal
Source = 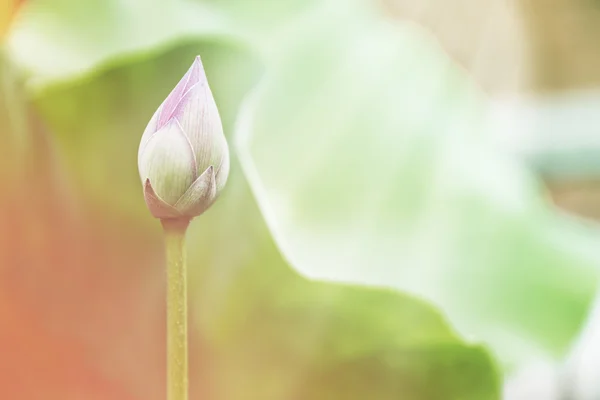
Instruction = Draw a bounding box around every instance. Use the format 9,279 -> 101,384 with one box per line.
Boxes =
183,56 -> 204,94
138,120 -> 196,205
143,179 -> 182,219
173,78 -> 228,178
174,166 -> 217,217
137,105 -> 162,170
157,57 -> 205,129
214,143 -> 230,193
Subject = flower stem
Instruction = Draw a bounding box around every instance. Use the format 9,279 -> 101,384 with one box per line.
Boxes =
161,218 -> 191,400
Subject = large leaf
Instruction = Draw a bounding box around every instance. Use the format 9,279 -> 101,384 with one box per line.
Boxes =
3,3 -> 500,400
7,0 -> 234,87
187,153 -> 499,400
235,0 -> 600,369
6,0 -> 316,90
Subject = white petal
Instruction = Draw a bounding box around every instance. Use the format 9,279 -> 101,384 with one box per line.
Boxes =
174,166 -> 217,217
215,142 -> 230,192
172,79 -> 228,179
138,120 -> 196,205
157,56 -> 205,129
138,105 -> 161,177
143,179 -> 182,219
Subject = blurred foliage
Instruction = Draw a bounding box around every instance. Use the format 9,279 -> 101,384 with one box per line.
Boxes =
3,0 -> 600,399
0,36 -> 500,400
238,0 -> 600,369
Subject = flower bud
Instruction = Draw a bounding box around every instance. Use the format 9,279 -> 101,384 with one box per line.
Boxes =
138,56 -> 229,219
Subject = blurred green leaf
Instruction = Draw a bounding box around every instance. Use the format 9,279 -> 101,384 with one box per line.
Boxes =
26,36 -> 499,400
24,45 -> 497,400
7,0 -> 500,398
187,155 -> 499,400
236,0 -> 600,368
7,0 -> 235,88
6,0 -> 316,90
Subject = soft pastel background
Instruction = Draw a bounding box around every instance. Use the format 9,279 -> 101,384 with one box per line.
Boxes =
2,1 -> 600,399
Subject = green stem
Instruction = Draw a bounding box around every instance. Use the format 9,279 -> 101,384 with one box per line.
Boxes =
161,218 -> 191,400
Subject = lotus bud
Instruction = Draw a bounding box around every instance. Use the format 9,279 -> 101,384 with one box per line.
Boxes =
138,56 -> 229,220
